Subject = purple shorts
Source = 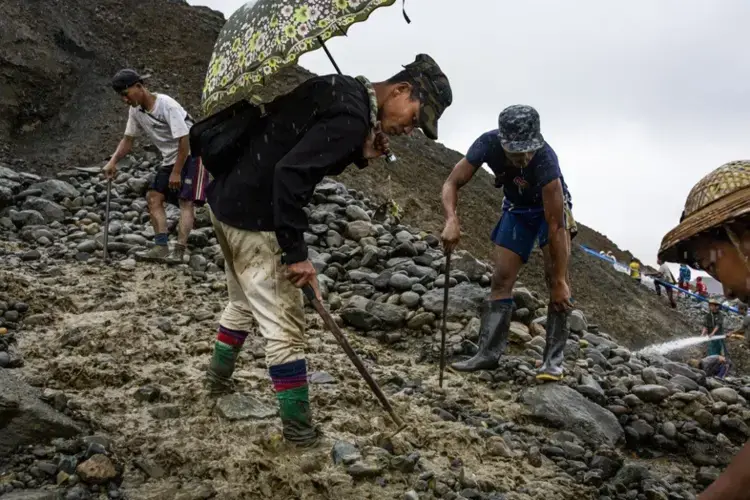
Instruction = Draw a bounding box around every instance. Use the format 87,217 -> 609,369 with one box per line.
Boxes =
149,156 -> 209,206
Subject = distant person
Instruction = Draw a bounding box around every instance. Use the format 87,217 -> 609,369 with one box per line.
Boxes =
102,69 -> 208,263
678,264 -> 692,292
697,354 -> 731,379
629,258 -> 641,283
650,257 -> 677,308
441,105 -> 576,381
658,159 -> 750,498
702,299 -> 727,357
730,303 -> 750,347
695,276 -> 708,298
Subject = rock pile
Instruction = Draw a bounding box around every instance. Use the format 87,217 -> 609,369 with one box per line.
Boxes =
2,159 -> 748,499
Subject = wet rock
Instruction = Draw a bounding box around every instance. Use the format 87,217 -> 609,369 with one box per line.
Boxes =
134,385 -> 161,403
76,454 -> 117,484
670,375 -> 699,392
696,466 -> 720,486
0,369 -> 82,457
509,322 -> 532,344
214,394 -> 277,420
450,251 -> 487,281
512,288 -> 543,311
577,374 -> 606,403
662,362 -> 701,381
613,462 -> 650,487
389,273 -> 413,291
29,179 -> 80,201
487,436 -> 514,458
332,441 -> 361,465
309,371 -> 336,384
631,384 -> 670,403
22,197 -> 65,222
134,457 -> 166,479
568,310 -> 587,333
21,250 -> 41,261
590,455 -> 620,479
0,491 -> 58,500
521,384 -> 624,447
422,282 -> 485,319
711,387 -> 739,404
404,491 -> 420,500
346,460 -> 384,478
346,221 -> 375,240
407,312 -> 435,330
148,404 -> 181,420
400,291 -> 420,308
662,421 -> 677,439
345,205 -> 370,222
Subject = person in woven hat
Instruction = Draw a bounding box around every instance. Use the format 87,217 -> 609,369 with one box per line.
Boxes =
441,105 -> 576,381
702,298 -> 727,357
103,69 -> 208,263
201,54 -> 452,447
658,160 -> 750,499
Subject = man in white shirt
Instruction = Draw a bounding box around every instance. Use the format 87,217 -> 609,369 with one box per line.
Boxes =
651,257 -> 677,308
102,69 -> 207,262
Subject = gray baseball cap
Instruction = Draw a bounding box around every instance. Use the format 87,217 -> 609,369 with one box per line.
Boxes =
498,104 -> 545,153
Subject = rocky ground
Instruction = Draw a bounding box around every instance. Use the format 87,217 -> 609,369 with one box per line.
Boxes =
2,160 -> 750,500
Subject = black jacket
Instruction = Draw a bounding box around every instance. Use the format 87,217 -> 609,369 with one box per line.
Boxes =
206,75 -> 371,264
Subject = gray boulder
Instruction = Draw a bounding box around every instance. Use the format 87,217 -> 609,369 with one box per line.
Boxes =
631,384 -> 671,403
0,370 -> 82,457
450,250 -> 487,281
422,282 -> 486,319
29,179 -> 80,201
22,197 -> 65,222
521,384 -> 623,447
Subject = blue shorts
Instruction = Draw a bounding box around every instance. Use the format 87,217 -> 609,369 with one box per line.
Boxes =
491,209 -> 549,263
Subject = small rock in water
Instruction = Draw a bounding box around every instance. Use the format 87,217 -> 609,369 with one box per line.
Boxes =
331,441 -> 361,465
309,371 -> 336,384
215,394 -> 277,420
76,454 -> 117,484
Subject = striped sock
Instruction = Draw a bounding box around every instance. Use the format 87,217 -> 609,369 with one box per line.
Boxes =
269,359 -> 309,424
208,325 -> 248,382
154,233 -> 168,246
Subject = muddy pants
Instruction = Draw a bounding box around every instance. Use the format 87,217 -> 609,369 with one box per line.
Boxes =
207,210 -> 315,443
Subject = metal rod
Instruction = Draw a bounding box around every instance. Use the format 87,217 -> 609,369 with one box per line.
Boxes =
317,36 -> 343,75
439,251 -> 452,387
302,284 -> 404,428
103,179 -> 112,261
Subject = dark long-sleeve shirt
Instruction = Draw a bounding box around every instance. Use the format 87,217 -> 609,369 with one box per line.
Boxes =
206,75 -> 371,264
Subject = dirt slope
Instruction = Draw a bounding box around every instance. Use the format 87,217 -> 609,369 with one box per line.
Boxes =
0,0 -> 691,346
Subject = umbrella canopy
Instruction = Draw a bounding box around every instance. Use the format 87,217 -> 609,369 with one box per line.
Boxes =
202,0 -> 405,114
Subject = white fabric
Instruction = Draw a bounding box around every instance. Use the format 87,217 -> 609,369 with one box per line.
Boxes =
124,94 -> 192,166
659,263 -> 675,283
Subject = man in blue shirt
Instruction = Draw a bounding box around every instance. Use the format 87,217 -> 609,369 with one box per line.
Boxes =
441,105 -> 575,381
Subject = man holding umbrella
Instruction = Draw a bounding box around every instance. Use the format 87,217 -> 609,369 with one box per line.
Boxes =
202,54 -> 452,446
441,105 -> 575,381
658,160 -> 750,499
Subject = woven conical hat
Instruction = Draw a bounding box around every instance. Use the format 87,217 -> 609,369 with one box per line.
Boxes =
659,160 -> 750,262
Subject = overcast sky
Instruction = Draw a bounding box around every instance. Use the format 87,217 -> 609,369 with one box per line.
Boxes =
189,0 -> 750,267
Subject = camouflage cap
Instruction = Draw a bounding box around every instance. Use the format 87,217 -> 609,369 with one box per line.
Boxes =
498,105 -> 545,153
402,54 -> 452,140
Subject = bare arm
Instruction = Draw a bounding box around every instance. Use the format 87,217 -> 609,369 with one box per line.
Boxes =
442,158 -> 477,221
542,179 -> 569,292
440,158 -> 478,253
698,441 -> 750,499
171,136 -> 190,175
112,136 -> 134,163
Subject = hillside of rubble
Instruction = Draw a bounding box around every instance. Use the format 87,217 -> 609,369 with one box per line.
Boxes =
1,162 -> 750,500
1,0 -> 691,348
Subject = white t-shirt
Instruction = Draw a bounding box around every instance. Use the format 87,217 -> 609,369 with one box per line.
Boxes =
124,94 -> 193,166
658,263 -> 675,283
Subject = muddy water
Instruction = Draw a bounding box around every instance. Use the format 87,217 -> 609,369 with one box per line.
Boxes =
8,261 -> 593,500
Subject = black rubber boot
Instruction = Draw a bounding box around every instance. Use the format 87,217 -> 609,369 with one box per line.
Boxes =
536,308 -> 571,381
451,300 -> 513,372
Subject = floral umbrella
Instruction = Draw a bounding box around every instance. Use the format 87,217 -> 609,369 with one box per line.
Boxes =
202,0 -> 408,114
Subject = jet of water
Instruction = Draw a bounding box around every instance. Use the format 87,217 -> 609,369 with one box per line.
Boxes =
636,335 -> 727,356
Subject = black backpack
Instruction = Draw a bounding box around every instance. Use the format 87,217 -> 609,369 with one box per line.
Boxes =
189,99 -> 267,177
